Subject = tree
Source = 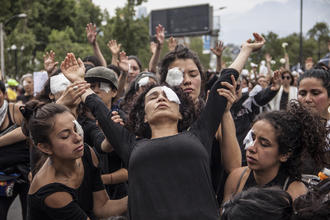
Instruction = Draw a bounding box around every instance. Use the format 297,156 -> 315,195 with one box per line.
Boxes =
307,22 -> 329,60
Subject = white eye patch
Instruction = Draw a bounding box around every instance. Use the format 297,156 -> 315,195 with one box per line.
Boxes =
50,73 -> 71,95
23,80 -> 29,87
100,82 -> 111,93
73,120 -> 84,139
161,86 -> 181,105
165,67 -> 183,87
243,129 -> 254,150
138,76 -> 149,88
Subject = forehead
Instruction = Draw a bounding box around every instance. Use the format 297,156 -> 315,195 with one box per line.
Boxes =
146,86 -> 163,96
128,59 -> 139,67
168,58 -> 198,70
252,120 -> 276,140
299,77 -> 325,89
51,112 -> 75,134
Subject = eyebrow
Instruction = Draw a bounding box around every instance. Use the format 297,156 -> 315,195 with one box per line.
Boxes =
146,90 -> 159,98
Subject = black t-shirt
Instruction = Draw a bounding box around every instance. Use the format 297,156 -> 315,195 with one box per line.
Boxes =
27,145 -> 105,220
17,94 -> 33,104
85,68 -> 238,220
280,90 -> 289,110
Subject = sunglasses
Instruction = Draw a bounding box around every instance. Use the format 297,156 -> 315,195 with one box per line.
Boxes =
282,76 -> 291,80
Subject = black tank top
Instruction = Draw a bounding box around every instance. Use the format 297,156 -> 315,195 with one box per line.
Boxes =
0,108 -> 29,174
27,145 -> 105,220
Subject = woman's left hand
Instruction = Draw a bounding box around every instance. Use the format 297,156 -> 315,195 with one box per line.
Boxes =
60,53 -> 86,83
218,75 -> 238,112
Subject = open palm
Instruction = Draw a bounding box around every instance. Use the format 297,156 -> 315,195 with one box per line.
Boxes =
60,53 -> 85,83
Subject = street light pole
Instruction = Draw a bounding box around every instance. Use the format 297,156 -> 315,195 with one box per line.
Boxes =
0,13 -> 27,80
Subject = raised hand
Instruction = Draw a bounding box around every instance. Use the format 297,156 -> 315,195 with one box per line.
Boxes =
111,111 -> 124,126
270,70 -> 282,91
265,53 -> 272,63
56,82 -> 89,108
150,41 -> 157,54
155,24 -> 165,46
43,50 -> 58,74
86,23 -> 97,45
167,36 -> 177,51
107,40 -> 121,55
211,40 -> 226,57
60,53 -> 85,83
118,51 -> 129,72
241,33 -> 265,52
218,75 -> 238,112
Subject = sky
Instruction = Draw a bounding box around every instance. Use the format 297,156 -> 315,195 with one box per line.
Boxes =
92,0 -> 330,45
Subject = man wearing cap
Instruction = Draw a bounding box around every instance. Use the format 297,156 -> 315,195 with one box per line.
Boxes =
79,66 -> 128,206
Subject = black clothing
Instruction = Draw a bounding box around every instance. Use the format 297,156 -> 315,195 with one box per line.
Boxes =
79,114 -> 128,199
279,90 -> 289,110
242,168 -> 295,191
0,108 -> 29,220
231,87 -> 278,165
17,95 -> 33,104
27,145 -> 105,220
85,68 -> 239,220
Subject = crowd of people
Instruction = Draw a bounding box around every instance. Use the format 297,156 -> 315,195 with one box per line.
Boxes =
0,22 -> 329,220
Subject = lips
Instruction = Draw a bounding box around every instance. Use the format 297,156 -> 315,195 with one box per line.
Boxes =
246,155 -> 257,163
74,145 -> 84,152
183,88 -> 193,93
156,102 -> 169,109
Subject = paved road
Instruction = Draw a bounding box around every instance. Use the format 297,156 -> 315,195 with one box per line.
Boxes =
8,196 -> 23,220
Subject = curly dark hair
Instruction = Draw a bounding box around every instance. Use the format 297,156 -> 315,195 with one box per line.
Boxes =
253,100 -> 328,180
126,84 -> 197,138
292,178 -> 330,220
298,68 -> 330,95
222,187 -> 293,220
159,44 -> 206,99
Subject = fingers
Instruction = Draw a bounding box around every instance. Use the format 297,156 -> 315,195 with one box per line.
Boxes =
217,88 -> 236,103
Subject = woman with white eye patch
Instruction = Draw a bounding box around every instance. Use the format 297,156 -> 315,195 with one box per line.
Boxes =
222,101 -> 328,205
60,52 -> 240,219
22,101 -> 127,220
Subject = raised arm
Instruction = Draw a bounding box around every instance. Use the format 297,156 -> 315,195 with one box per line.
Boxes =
86,23 -> 107,67
211,40 -> 226,73
167,36 -> 177,52
148,24 -> 165,73
43,50 -> 58,76
61,53 -> 135,164
229,33 -> 265,73
216,75 -> 242,173
107,40 -> 121,66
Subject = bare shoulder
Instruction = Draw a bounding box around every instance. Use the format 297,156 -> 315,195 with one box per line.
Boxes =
223,166 -> 249,203
286,181 -> 307,200
44,191 -> 73,208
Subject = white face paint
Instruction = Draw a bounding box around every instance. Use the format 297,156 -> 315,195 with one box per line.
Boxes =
165,67 -> 184,87
50,73 -> 71,95
138,76 -> 149,88
243,129 -> 255,150
100,82 -> 111,93
73,120 -> 84,139
161,86 -> 181,105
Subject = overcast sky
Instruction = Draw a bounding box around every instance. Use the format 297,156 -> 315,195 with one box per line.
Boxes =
92,0 -> 330,45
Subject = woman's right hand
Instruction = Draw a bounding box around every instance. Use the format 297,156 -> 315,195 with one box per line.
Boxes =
60,53 -> 86,83
111,111 -> 124,126
241,33 -> 265,52
56,82 -> 89,108
217,75 -> 238,112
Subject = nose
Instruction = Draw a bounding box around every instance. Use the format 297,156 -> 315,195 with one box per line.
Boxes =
305,93 -> 313,103
246,140 -> 257,153
73,130 -> 83,143
183,73 -> 191,85
157,93 -> 167,102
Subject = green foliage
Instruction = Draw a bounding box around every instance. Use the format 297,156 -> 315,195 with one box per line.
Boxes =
1,0 -> 329,79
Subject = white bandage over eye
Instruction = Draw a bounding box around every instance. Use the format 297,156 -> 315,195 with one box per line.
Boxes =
50,73 -> 71,95
243,129 -> 254,150
100,82 -> 111,93
23,80 -> 29,87
73,120 -> 84,139
138,76 -> 149,88
161,86 -> 181,104
165,67 -> 183,87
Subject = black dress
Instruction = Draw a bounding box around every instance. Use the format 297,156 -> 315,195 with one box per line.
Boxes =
27,145 -> 105,220
85,68 -> 239,220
